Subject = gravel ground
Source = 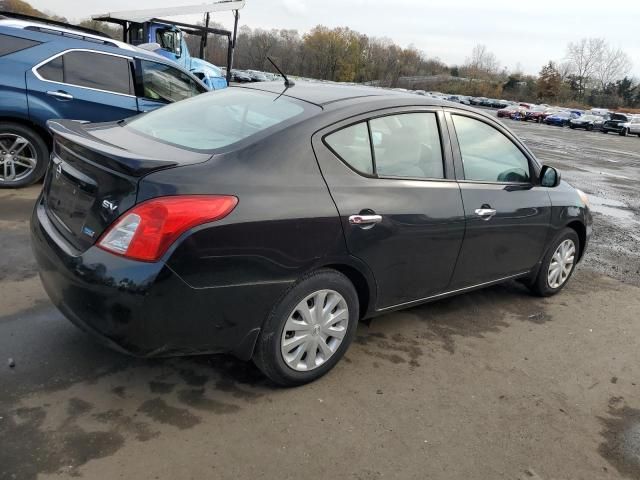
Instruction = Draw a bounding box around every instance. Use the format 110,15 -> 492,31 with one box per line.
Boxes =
1,122 -> 639,480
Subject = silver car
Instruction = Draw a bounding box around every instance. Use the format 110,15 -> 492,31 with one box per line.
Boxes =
620,115 -> 640,137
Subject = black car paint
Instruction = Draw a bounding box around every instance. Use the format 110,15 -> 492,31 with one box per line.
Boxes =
31,83 -> 592,360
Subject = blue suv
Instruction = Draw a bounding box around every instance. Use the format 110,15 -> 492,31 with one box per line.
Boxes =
0,13 -> 208,188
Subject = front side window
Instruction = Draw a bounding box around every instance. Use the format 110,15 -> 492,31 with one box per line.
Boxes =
37,51 -> 133,95
140,60 -> 205,103
370,113 -> 444,179
452,115 -> 531,183
126,88 -> 309,150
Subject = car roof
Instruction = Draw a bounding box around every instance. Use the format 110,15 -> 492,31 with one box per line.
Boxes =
238,81 -> 447,108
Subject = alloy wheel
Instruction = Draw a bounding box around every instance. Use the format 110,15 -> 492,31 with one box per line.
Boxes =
280,289 -> 349,372
547,239 -> 576,289
0,134 -> 38,184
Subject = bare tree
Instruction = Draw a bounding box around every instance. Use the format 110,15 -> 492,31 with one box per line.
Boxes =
464,44 -> 500,79
565,38 -> 606,96
594,46 -> 632,91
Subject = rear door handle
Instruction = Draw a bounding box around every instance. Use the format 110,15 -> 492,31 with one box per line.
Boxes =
46,90 -> 74,100
474,208 -> 497,220
349,214 -> 383,228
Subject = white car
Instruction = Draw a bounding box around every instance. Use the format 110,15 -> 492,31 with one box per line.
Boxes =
620,115 -> 640,137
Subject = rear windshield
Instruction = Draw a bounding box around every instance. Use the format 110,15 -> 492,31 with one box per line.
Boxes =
126,88 -> 312,151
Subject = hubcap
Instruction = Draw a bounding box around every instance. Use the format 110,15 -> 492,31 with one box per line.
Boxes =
547,239 -> 576,289
0,134 -> 38,184
281,289 -> 349,372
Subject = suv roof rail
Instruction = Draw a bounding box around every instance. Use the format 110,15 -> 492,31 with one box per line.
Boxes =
0,10 -> 113,38
22,25 -> 119,47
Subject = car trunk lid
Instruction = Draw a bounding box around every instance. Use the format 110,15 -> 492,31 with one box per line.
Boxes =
43,119 -> 212,252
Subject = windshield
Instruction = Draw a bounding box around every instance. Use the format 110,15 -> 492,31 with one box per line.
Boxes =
126,88 -> 313,151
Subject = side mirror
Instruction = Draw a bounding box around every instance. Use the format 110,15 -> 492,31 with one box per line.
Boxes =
540,165 -> 561,187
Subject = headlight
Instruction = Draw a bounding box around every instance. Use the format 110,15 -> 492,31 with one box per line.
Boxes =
576,189 -> 590,208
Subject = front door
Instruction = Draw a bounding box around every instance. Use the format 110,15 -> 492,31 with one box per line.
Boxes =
313,109 -> 465,309
446,110 -> 552,288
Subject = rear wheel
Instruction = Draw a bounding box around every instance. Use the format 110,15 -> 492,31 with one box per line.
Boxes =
253,269 -> 359,386
529,228 -> 579,297
0,123 -> 49,188
587,124 -> 594,131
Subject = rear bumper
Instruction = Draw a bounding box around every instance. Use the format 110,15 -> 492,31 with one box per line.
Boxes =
30,199 -> 272,359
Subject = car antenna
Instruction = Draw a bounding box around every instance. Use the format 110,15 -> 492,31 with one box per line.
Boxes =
267,56 -> 295,88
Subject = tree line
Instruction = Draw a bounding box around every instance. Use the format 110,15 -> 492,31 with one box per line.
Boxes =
3,0 -> 638,108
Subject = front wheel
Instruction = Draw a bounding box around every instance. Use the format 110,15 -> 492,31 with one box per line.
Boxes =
529,228 -> 580,297
0,122 -> 49,188
253,269 -> 359,386
620,128 -> 628,137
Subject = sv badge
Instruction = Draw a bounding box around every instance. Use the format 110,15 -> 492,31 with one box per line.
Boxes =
102,199 -> 118,212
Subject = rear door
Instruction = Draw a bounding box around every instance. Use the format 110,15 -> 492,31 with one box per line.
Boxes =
313,108 -> 465,310
26,49 -> 139,122
445,109 -> 551,288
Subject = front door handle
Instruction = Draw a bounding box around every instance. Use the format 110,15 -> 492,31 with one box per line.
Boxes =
475,208 -> 497,220
46,90 -> 74,100
349,214 -> 383,228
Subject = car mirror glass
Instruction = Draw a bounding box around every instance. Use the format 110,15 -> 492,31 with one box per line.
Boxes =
540,165 -> 560,187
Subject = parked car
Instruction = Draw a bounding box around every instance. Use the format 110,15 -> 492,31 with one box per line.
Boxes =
31,82 -> 592,386
447,95 -> 471,105
0,14 -> 207,188
230,69 -> 252,82
602,113 -> 634,135
619,115 -> 640,137
544,112 -> 578,127
497,105 -> 527,119
568,114 -> 602,131
524,105 -> 548,123
245,70 -> 269,82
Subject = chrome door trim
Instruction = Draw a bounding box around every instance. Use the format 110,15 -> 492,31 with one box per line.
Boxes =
31,48 -> 136,98
376,271 -> 530,312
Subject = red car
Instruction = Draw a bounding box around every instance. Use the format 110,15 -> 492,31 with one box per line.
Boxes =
497,105 -> 528,119
524,106 -> 548,123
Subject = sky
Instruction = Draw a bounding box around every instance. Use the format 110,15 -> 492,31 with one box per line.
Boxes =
28,0 -> 640,77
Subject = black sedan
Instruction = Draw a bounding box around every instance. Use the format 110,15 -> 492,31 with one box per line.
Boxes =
31,82 -> 592,386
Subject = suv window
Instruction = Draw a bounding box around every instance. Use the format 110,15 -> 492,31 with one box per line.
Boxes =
324,123 -> 373,175
0,33 -> 41,56
370,113 -> 444,179
140,60 -> 205,103
452,115 -> 530,183
37,51 -> 133,95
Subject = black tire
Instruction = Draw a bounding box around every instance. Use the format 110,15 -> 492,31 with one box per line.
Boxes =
587,124 -> 594,131
569,125 -> 575,129
0,122 -> 49,188
253,269 -> 359,386
529,228 -> 580,297
620,128 -> 628,137
602,130 -> 608,134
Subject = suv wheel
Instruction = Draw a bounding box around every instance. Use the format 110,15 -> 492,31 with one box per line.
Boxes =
529,228 -> 580,297
253,269 -> 359,386
620,128 -> 628,137
0,123 -> 49,188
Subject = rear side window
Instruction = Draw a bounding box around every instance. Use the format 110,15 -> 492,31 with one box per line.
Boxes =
37,51 -> 133,95
0,33 -> 41,56
325,123 -> 373,174
324,112 -> 445,180
140,60 -> 206,103
126,88 -> 309,151
370,113 -> 444,179
452,115 -> 530,183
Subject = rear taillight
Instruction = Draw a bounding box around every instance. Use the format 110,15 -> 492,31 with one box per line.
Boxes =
97,195 -> 238,262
